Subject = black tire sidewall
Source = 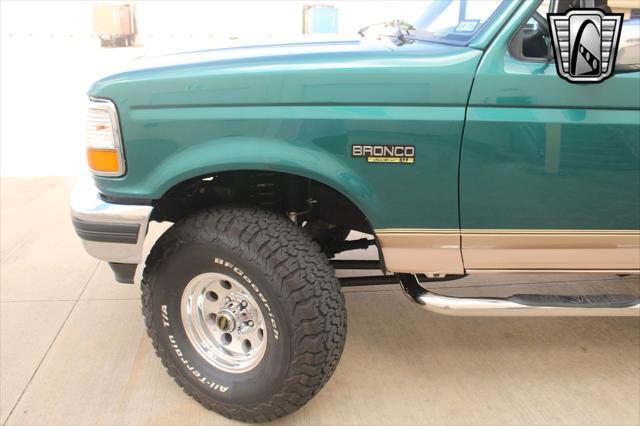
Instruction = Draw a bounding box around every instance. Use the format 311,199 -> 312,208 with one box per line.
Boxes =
150,241 -> 291,406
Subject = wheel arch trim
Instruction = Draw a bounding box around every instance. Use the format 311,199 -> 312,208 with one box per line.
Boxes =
97,136 -> 383,228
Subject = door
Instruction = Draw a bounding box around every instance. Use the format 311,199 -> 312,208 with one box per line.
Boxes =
460,0 -> 640,271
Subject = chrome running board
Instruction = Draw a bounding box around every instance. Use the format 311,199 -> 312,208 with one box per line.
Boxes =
398,274 -> 640,317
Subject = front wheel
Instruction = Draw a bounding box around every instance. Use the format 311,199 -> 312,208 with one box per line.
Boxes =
141,207 -> 346,422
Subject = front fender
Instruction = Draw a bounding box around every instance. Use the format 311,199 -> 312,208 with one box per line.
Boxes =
95,104 -> 464,229
97,135 -> 381,225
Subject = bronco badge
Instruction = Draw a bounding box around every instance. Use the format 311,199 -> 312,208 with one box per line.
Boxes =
548,8 -> 623,84
352,144 -> 415,164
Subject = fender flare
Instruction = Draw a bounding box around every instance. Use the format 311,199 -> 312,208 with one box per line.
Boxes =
140,136 -> 382,225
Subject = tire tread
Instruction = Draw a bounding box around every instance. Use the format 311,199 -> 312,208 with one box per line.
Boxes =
141,207 -> 346,422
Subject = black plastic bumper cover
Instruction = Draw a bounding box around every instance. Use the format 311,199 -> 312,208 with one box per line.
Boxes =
71,217 -> 140,244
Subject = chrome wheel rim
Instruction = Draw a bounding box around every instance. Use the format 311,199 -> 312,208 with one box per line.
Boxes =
180,272 -> 267,373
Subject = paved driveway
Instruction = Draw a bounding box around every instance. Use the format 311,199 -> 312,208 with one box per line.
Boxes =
1,177 -> 639,426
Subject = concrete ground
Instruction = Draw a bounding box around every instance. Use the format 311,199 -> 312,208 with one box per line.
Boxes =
1,177 -> 639,426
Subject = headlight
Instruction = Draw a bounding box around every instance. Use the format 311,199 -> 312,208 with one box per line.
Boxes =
85,98 -> 125,176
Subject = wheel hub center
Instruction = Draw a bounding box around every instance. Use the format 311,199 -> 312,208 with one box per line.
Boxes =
215,310 -> 236,332
216,295 -> 258,334
181,272 -> 268,373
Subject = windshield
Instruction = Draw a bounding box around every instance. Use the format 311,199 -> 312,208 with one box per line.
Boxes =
411,0 -> 506,45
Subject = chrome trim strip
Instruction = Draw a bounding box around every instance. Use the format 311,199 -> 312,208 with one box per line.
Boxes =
399,274 -> 640,317
70,178 -> 152,264
417,292 -> 640,317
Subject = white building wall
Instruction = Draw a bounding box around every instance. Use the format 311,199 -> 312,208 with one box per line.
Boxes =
133,1 -> 430,49
1,1 -> 432,49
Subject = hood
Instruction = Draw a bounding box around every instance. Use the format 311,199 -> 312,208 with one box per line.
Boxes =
92,36 -> 389,82
137,35 -> 377,65
89,36 -> 482,108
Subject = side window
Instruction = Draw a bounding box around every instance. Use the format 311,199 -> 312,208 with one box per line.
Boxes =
559,1 -> 640,71
617,8 -> 640,71
509,1 -> 554,61
511,0 -> 639,67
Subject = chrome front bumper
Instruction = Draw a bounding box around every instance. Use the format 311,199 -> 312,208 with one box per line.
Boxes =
70,179 -> 153,266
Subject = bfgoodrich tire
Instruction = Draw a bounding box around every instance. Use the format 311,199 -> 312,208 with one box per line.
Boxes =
141,207 -> 346,422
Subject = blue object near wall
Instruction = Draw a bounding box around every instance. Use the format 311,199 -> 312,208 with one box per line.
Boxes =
304,5 -> 338,34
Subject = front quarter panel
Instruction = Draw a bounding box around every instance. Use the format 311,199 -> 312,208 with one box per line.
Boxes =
92,43 -> 483,230
99,105 -> 465,229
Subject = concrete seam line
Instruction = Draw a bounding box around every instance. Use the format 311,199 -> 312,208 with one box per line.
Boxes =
2,260 -> 100,426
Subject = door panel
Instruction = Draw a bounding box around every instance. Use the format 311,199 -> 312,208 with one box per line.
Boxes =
460,3 -> 640,270
461,105 -> 640,230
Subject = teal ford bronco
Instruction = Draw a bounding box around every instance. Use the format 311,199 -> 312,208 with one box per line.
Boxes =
71,0 -> 640,421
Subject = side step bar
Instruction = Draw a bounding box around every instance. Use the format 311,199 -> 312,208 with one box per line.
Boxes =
398,274 -> 640,317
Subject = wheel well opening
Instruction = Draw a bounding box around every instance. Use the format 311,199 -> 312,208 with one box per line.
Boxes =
151,170 -> 374,237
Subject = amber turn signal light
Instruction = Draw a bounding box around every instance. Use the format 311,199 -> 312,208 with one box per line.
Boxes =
86,98 -> 125,176
87,148 -> 121,174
